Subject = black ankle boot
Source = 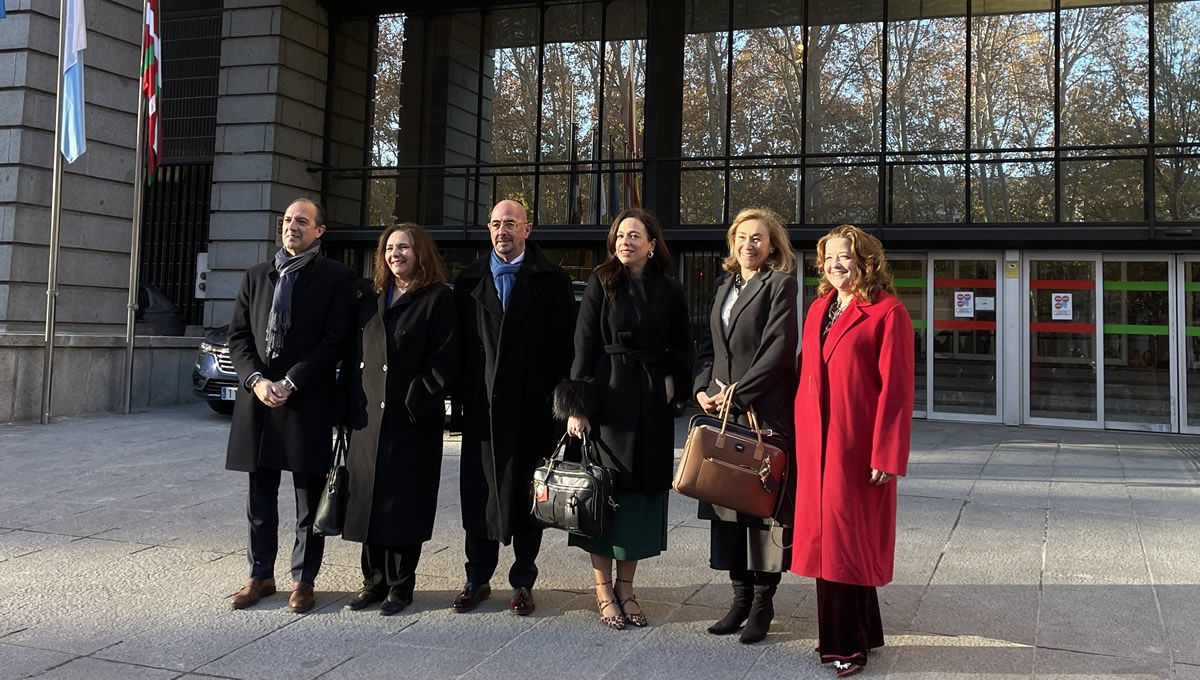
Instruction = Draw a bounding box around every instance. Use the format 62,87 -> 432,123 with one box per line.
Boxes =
739,582 -> 777,644
707,574 -> 753,635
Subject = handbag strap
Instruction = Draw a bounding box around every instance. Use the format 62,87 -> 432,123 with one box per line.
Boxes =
715,382 -> 766,460
332,427 -> 349,467
549,433 -> 601,468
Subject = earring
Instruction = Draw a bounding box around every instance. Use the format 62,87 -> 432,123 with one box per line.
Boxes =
648,250 -> 655,259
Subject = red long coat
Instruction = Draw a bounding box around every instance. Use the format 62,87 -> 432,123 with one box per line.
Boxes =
790,291 -> 914,586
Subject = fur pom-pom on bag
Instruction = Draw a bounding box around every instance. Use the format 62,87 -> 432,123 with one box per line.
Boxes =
553,379 -> 599,420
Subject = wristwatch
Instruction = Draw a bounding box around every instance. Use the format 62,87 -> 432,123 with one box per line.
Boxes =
281,376 -> 298,392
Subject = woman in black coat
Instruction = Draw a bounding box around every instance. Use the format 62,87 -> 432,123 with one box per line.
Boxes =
341,223 -> 457,616
554,209 -> 692,630
693,207 -> 798,644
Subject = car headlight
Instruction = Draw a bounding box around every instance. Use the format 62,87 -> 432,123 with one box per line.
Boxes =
199,341 -> 226,354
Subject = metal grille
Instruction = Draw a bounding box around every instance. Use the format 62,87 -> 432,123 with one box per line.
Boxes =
159,2 -> 222,161
141,162 -> 213,327
217,352 -> 235,374
139,1 -> 223,329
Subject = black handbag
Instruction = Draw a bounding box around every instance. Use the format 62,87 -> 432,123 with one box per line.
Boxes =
531,434 -> 616,538
313,428 -> 349,537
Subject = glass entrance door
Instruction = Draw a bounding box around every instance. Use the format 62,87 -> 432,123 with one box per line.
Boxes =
1102,257 -> 1173,432
1178,258 -> 1200,434
1025,256 -> 1100,426
891,258 -> 928,418
930,257 -> 1001,420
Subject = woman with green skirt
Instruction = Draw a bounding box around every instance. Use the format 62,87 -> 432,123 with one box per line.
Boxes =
554,208 -> 692,631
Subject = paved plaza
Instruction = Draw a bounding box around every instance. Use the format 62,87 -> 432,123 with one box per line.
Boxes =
0,404 -> 1199,679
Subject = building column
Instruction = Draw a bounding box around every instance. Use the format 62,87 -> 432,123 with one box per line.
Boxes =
205,1 -> 333,328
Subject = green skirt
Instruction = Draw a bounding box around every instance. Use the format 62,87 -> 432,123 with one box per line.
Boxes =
569,488 -> 668,560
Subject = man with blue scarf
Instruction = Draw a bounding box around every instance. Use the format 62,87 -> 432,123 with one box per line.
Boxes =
225,198 -> 356,614
452,200 -> 576,617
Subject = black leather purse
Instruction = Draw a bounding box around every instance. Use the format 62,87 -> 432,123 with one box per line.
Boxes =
313,429 -> 349,537
531,434 -> 616,538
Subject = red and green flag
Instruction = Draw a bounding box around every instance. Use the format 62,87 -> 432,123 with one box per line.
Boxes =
140,0 -> 161,179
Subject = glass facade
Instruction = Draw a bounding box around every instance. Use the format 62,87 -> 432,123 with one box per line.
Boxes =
313,0 -> 1200,434
347,0 -> 1198,232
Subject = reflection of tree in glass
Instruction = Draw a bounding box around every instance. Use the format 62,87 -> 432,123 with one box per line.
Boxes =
682,31 -> 728,223
1060,6 -> 1149,222
1154,1 -> 1200,221
491,43 -> 540,210
369,15 -> 405,226
970,10 -> 1054,223
805,21 -> 881,223
887,17 -> 966,223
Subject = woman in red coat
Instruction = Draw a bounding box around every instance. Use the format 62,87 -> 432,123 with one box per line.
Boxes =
791,224 -> 914,678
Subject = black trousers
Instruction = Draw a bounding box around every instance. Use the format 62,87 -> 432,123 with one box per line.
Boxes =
464,527 -> 543,589
729,569 -> 782,587
815,578 -> 884,666
361,543 -> 421,597
246,469 -> 326,584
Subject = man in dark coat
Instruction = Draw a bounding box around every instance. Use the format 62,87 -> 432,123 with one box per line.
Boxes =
451,199 -> 575,616
225,197 -> 356,614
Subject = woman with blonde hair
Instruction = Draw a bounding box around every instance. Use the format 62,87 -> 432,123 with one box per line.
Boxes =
694,207 -> 798,644
341,223 -> 457,615
792,224 -> 914,677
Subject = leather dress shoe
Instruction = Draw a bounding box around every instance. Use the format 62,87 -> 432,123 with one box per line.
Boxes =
230,578 -> 276,609
509,587 -> 535,616
345,586 -> 386,611
451,582 -> 491,612
288,581 -> 315,613
380,588 -> 413,616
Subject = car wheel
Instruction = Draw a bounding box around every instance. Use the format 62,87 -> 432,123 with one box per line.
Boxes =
207,400 -> 234,415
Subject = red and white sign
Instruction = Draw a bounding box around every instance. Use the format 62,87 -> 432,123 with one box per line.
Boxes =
954,291 -> 975,318
1052,293 -> 1073,320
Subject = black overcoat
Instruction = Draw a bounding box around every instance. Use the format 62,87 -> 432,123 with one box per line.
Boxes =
342,283 -> 458,546
225,253 -> 356,474
452,242 -> 576,543
571,269 -> 692,492
692,268 -> 799,525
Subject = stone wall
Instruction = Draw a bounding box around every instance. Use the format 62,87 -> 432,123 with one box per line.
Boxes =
0,1 -> 200,422
0,0 -> 143,335
204,0 -> 332,328
0,334 -> 199,423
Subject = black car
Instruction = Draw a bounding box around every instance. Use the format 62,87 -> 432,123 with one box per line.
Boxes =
192,326 -> 238,414
192,326 -> 455,426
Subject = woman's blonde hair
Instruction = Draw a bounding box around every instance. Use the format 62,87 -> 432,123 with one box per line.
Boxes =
372,222 -> 447,294
721,207 -> 796,275
815,224 -> 895,302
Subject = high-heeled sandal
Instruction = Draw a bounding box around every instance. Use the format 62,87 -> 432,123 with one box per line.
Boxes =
595,580 -> 625,630
615,578 -> 648,627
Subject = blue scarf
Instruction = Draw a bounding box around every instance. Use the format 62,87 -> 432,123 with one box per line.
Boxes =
489,251 -> 522,311
265,240 -> 320,360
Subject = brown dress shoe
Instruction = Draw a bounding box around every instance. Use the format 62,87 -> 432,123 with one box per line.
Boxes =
509,587 -> 535,616
288,581 -> 315,613
451,582 -> 491,612
230,578 -> 276,609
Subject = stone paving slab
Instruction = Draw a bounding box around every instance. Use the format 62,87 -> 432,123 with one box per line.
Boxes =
1,403 -> 1199,679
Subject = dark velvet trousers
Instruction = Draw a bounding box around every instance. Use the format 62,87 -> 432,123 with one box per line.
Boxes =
464,527 -> 543,589
361,543 -> 421,597
246,469 -> 326,584
815,578 -> 885,666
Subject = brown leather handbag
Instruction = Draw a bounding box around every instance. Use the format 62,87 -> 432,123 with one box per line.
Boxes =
673,384 -> 787,519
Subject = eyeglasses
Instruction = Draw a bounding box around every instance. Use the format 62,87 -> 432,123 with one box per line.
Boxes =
487,219 -> 524,232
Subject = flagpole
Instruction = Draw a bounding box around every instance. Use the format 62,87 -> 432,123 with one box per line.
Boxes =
40,0 -> 71,425
124,11 -> 149,415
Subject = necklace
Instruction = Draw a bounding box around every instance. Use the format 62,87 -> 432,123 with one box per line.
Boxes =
823,295 -> 848,337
